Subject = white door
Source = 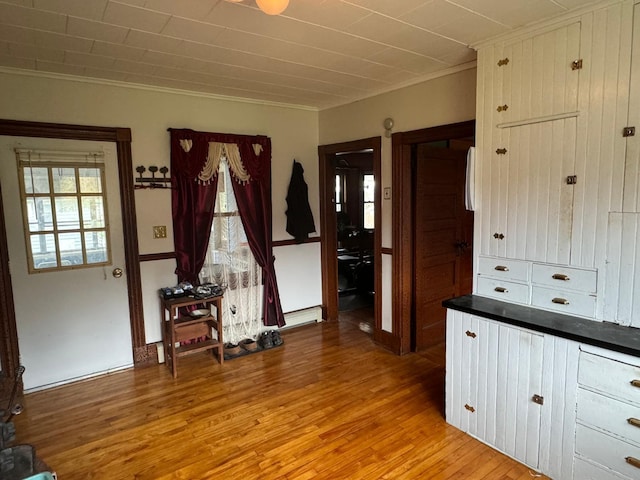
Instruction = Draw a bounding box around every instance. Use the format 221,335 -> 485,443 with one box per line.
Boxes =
0,136 -> 133,391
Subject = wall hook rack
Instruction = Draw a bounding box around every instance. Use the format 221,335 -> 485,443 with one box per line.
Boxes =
134,165 -> 172,189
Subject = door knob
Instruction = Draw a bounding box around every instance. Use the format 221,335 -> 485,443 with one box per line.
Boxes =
112,267 -> 123,278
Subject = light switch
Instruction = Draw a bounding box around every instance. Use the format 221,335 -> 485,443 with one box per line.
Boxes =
384,187 -> 391,200
153,225 -> 167,239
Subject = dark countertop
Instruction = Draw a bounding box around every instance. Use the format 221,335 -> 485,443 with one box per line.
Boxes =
443,294 -> 640,358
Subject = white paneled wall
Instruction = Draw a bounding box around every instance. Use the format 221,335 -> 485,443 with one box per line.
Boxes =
604,212 -> 640,326
623,1 -> 640,211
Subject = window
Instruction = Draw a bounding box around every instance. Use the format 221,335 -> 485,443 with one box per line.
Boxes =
363,173 -> 375,230
199,160 -> 262,345
18,156 -> 110,273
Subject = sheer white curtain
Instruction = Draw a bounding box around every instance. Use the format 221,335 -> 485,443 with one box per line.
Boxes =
199,160 -> 263,345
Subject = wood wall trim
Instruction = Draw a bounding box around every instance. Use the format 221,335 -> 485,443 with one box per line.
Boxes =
0,183 -> 19,380
139,252 -> 176,262
391,120 -> 475,355
273,237 -> 321,247
0,119 -> 146,372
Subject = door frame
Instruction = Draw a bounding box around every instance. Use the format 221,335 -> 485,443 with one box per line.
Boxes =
392,120 -> 475,354
0,119 -> 151,388
318,137 -> 382,331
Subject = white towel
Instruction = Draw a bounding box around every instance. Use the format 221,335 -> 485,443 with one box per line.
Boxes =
465,146 -> 475,211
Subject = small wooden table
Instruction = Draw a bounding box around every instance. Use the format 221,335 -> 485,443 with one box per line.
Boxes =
160,295 -> 224,378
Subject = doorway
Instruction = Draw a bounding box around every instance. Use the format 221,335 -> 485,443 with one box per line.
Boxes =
318,137 -> 382,341
0,119 -> 147,393
0,137 -> 133,390
392,120 -> 475,355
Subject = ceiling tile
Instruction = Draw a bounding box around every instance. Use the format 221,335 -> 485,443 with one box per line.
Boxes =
33,31 -> 94,53
8,42 -> 65,62
161,17 -> 225,45
0,41 -> 9,55
124,29 -> 185,55
102,1 -> 170,33
0,54 -> 37,69
0,2 -> 67,33
402,0 -> 506,44
438,46 -> 477,65
0,24 -> 37,44
142,0 -> 218,19
37,59 -> 86,76
91,40 -> 146,60
141,49 -> 191,68
447,0 -> 564,29
67,17 -> 129,43
33,0 -> 108,21
112,57 -> 157,74
343,0 -> 430,18
65,51 -> 116,69
283,0 -> 369,30
367,47 -> 446,74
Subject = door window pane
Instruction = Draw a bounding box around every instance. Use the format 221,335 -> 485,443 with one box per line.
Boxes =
30,234 -> 57,269
85,231 -> 108,264
82,196 -> 105,228
52,168 -> 77,193
23,167 -> 49,194
79,168 -> 102,193
55,197 -> 80,230
26,197 -> 53,232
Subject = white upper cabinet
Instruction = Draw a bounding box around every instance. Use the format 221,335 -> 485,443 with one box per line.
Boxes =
496,22 -> 581,126
475,1 -> 635,315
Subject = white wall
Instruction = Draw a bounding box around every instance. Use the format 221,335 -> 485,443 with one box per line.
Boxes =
319,66 -> 477,332
0,69 -> 321,344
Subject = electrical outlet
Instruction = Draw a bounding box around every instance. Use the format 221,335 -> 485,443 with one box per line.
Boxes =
153,225 -> 167,239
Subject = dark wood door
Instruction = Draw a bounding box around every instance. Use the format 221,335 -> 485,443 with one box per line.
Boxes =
413,145 -> 473,351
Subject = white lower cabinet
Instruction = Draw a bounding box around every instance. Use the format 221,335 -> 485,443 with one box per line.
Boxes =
575,349 -> 640,480
446,310 -> 544,469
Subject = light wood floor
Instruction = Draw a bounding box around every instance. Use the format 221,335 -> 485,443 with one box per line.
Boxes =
14,310 -> 549,479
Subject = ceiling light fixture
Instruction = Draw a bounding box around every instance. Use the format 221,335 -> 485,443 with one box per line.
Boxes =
224,0 -> 289,15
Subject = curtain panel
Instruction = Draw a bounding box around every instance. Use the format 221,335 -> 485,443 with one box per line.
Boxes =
169,128 -> 285,327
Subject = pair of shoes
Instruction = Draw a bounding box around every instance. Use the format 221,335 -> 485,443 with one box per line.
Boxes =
240,338 -> 259,352
270,330 -> 283,346
259,331 -> 273,349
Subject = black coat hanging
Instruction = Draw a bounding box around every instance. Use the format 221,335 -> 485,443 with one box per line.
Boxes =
285,159 -> 316,243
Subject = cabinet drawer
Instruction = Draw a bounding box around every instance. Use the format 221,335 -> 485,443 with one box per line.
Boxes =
531,263 -> 597,293
574,457 -> 633,480
477,256 -> 530,282
531,285 -> 596,318
579,352 -> 640,405
575,424 -> 640,479
477,277 -> 529,304
577,388 -> 640,445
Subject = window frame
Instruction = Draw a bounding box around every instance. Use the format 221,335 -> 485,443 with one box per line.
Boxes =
17,159 -> 112,274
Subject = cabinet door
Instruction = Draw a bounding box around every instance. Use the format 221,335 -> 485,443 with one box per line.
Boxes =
496,22 -> 581,125
486,116 -> 577,264
446,311 -> 544,469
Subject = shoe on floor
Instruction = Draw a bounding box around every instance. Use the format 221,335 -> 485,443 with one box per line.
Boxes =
259,331 -> 273,349
270,330 -> 283,346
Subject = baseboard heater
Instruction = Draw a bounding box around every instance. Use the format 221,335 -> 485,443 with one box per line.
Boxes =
281,305 -> 323,329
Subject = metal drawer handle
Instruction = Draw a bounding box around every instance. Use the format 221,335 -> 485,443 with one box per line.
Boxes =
631,380 -> 640,388
464,404 -> 475,413
494,265 -> 509,272
494,287 -> 508,293
552,273 -> 570,281
627,418 -> 640,428
465,330 -> 477,338
626,457 -> 640,469
552,297 -> 570,305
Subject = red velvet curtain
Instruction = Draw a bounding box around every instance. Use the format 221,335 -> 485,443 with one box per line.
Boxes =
169,129 -> 285,327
